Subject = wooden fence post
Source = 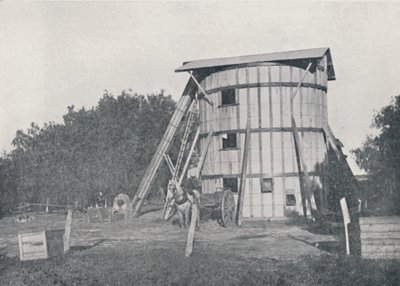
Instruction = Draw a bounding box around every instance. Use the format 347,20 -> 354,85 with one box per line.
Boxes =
340,197 -> 351,255
64,208 -> 73,253
185,203 -> 198,257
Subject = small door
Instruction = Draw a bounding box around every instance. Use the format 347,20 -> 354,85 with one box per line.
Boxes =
285,190 -> 297,214
260,177 -> 273,218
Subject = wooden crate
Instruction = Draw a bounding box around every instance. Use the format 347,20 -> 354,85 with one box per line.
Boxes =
18,231 -> 48,261
18,209 -> 72,261
360,216 -> 400,259
18,229 -> 65,261
46,229 -> 65,258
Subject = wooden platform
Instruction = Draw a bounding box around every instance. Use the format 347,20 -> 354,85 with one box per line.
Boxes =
360,216 -> 400,259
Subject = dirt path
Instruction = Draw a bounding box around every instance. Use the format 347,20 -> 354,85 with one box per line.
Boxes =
0,210 -> 337,261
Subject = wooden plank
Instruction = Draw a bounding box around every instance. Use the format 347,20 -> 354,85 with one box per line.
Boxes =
360,224 -> 400,232
289,62 -> 315,219
18,231 -> 48,261
340,197 -> 350,255
292,117 -> 314,218
268,67 -> 275,217
280,82 -> 286,216
189,72 -> 214,107
360,216 -> 400,259
179,126 -> 200,185
185,203 -> 198,257
164,154 -> 176,175
18,233 -> 23,259
360,216 -> 400,225
291,62 -> 312,101
361,231 -> 400,239
236,118 -> 251,226
257,68 -> 264,217
196,126 -> 214,179
46,229 -> 65,258
362,252 -> 400,260
64,209 -> 73,253
361,238 -> 400,245
362,244 -> 400,253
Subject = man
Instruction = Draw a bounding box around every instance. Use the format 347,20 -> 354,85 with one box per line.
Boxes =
96,191 -> 106,208
185,164 -> 200,195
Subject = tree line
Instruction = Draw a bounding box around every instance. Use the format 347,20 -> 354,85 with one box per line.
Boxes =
352,95 -> 400,215
0,90 -> 181,216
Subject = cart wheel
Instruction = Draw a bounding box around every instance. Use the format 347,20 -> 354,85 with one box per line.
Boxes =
218,189 -> 236,227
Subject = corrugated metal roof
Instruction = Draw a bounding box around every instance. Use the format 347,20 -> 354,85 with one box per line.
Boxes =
176,47 -> 335,80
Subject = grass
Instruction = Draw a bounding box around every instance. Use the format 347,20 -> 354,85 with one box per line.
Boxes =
1,211 -> 399,285
1,247 -> 399,286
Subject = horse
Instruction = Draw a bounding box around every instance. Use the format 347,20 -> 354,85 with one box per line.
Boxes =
163,179 -> 200,229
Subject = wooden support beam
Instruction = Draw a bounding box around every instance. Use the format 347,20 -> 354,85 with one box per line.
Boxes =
323,123 -> 344,160
195,126 -> 214,179
185,202 -> 198,257
189,72 -> 214,107
291,62 -> 312,102
290,62 -> 316,218
164,154 -> 176,175
179,126 -> 201,185
236,118 -> 251,226
291,117 -> 314,218
63,208 -> 73,253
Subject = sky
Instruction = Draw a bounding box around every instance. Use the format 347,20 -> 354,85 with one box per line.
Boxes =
1,1 -> 400,174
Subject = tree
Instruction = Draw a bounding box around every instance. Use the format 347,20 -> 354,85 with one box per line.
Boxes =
0,155 -> 18,217
352,95 -> 400,215
1,90 -> 177,210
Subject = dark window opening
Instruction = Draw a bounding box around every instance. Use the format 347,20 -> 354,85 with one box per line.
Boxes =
221,89 -> 236,105
286,194 -> 296,206
222,133 -> 237,149
261,178 -> 273,193
223,177 -> 238,193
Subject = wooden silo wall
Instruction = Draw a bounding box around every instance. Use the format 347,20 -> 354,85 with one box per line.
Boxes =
199,63 -> 328,218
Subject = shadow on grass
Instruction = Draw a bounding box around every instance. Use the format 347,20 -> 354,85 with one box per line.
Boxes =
316,241 -> 341,254
70,238 -> 107,252
234,233 -> 271,240
138,205 -> 164,216
285,210 -> 363,256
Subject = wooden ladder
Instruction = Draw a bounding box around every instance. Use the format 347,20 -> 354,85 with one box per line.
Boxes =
131,79 -> 196,216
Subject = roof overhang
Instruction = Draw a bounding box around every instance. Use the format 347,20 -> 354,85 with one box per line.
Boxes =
176,47 -> 336,81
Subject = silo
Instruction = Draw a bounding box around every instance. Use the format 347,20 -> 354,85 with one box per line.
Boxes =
176,48 -> 336,218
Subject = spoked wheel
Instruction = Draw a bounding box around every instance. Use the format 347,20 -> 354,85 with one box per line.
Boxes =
217,189 -> 236,227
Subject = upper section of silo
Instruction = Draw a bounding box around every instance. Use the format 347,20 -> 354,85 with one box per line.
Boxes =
175,48 -> 335,135
176,47 -> 335,80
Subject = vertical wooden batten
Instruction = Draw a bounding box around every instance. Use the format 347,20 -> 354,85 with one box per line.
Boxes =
257,66 -> 265,217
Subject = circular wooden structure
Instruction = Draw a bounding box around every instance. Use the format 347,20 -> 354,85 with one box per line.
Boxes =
194,51 -> 334,219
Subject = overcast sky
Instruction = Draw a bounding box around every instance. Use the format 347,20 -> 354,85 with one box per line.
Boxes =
1,1 -> 399,174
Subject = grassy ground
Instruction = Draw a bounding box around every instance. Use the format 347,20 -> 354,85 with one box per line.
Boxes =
0,210 -> 399,285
